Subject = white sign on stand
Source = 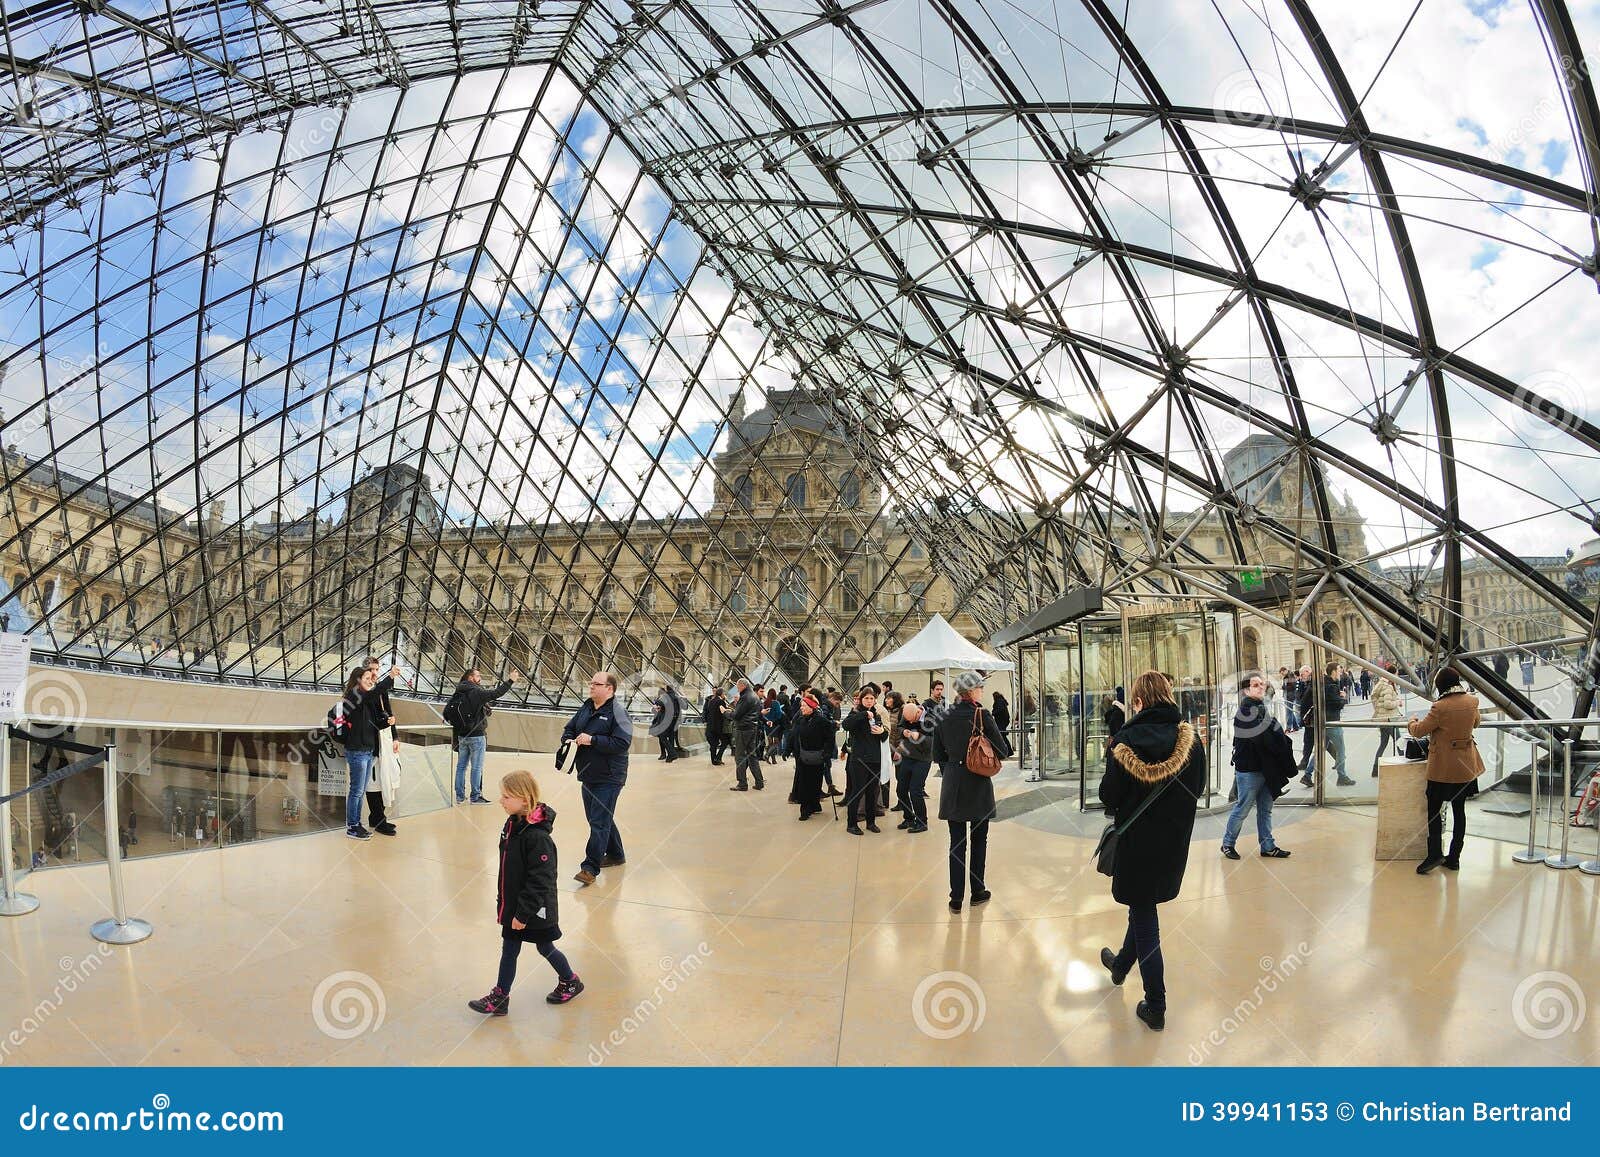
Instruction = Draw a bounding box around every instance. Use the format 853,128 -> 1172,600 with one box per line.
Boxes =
316,742 -> 348,797
0,634 -> 31,724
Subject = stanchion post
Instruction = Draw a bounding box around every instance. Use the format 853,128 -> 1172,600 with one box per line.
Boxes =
1546,735 -> 1581,869
0,722 -> 39,916
1580,798 -> 1600,875
90,742 -> 151,944
1512,726 -> 1545,863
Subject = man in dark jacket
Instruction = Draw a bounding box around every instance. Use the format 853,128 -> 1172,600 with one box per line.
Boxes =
449,667 -> 517,804
1298,661 -> 1353,788
895,699 -> 934,833
1097,671 -> 1206,1031
703,687 -> 729,765
562,671 -> 633,886
1222,673 -> 1294,859
931,678 -> 1008,910
727,678 -> 765,791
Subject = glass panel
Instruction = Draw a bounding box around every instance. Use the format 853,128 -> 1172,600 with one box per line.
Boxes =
1040,638 -> 1078,780
1079,619 -> 1124,809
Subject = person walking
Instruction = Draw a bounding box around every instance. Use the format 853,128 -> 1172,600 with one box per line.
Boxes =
332,664 -> 402,840
1299,661 -> 1354,788
728,678 -> 765,791
790,693 -> 836,820
1278,667 -> 1300,731
1410,667 -> 1484,874
991,690 -> 1011,744
468,771 -> 583,1015
1097,670 -> 1205,1032
1370,674 -> 1404,776
1102,688 -> 1127,748
446,667 -> 518,804
703,686 -> 730,766
1221,673 -> 1293,860
562,671 -> 633,887
931,678 -> 1007,910
895,699 -> 933,834
652,685 -> 681,762
840,688 -> 886,834
363,655 -> 402,837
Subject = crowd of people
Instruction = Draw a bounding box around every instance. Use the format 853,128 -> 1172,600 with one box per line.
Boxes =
322,651 -> 1488,1033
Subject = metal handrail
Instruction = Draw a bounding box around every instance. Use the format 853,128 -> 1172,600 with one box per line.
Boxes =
1326,718 -> 1598,729
14,716 -> 452,733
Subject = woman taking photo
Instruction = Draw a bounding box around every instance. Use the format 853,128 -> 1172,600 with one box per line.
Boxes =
1097,670 -> 1204,1032
335,664 -> 402,841
840,688 -> 886,834
1408,667 -> 1484,874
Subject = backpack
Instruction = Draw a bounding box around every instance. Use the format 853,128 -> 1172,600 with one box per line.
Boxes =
326,699 -> 352,745
965,705 -> 1002,777
442,688 -> 467,731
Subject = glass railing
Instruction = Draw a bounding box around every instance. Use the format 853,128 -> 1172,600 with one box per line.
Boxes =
4,719 -> 454,875
1321,715 -> 1600,863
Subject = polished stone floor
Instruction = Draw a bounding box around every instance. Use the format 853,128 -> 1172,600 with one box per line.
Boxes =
1,750 -> 1596,1067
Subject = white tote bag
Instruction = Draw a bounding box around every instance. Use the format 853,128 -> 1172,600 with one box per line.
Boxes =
374,725 -> 402,808
878,737 -> 893,784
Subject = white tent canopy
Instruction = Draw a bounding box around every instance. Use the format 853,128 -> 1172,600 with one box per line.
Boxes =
860,615 -> 1015,676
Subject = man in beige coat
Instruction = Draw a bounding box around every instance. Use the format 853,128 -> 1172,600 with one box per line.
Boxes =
1407,667 -> 1484,874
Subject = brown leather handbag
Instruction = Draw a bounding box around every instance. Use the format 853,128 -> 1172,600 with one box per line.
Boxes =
966,706 -> 1002,777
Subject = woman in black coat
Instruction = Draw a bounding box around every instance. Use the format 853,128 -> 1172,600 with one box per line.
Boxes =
1097,671 -> 1205,1032
790,693 -> 837,820
840,690 -> 886,834
932,682 -> 1008,911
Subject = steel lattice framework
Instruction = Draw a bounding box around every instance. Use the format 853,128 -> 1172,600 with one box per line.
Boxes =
1,0 -> 1597,717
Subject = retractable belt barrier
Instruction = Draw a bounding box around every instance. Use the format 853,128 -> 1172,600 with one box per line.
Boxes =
0,723 -> 153,943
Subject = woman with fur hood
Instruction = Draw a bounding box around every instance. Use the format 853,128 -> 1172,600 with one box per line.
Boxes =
1097,670 -> 1205,1033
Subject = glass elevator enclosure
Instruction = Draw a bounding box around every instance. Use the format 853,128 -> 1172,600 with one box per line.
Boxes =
1013,602 -> 1238,810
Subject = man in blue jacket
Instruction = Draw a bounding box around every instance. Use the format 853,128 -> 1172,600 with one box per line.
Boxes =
563,671 -> 633,886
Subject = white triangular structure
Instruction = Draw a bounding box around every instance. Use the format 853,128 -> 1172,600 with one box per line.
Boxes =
860,614 -> 1014,676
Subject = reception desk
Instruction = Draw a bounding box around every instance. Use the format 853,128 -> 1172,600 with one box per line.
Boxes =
1375,756 -> 1430,860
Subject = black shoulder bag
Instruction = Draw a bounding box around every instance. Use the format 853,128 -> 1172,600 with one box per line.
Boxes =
1094,766 -> 1179,877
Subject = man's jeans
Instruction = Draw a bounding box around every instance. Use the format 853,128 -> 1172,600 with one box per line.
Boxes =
1223,771 -> 1277,851
580,779 -> 626,876
455,734 -> 487,801
345,749 -> 374,830
1306,726 -> 1348,781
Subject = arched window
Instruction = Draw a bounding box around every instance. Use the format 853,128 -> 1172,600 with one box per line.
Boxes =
784,472 -> 807,509
778,566 -> 809,613
728,581 -> 747,614
838,471 -> 860,510
732,473 -> 754,510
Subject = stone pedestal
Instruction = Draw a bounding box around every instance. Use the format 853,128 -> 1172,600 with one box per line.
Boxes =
1376,756 -> 1429,861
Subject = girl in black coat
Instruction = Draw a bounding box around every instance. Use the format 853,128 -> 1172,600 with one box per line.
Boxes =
469,771 -> 583,1015
1097,672 -> 1205,1033
840,691 -> 886,834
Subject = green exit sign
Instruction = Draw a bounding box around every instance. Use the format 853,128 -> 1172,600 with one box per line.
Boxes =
1238,567 -> 1264,591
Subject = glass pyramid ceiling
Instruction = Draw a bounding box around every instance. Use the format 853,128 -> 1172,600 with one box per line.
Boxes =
0,0 -> 1596,715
